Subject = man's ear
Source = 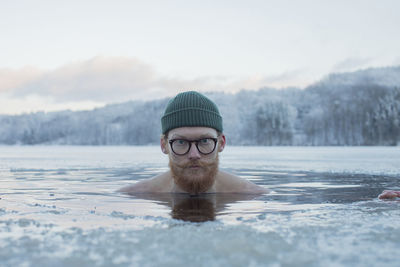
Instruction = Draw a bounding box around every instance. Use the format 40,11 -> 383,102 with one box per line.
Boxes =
218,134 -> 226,152
160,137 -> 169,154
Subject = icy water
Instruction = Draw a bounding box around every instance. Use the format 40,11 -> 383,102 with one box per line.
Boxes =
1,146 -> 400,267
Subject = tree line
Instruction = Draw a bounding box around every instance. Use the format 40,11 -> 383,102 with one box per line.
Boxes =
1,67 -> 399,146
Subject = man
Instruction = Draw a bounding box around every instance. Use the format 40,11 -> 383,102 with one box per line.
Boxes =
119,91 -> 268,195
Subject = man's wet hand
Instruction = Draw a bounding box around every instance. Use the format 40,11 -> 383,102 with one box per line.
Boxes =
378,190 -> 400,199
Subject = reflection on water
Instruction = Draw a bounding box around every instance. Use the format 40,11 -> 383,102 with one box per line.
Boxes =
124,193 -> 261,222
172,196 -> 216,222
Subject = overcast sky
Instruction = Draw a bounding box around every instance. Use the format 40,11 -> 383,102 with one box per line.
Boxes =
1,0 -> 399,114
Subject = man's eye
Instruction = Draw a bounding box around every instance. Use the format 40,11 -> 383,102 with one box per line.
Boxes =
176,140 -> 187,145
199,138 -> 210,144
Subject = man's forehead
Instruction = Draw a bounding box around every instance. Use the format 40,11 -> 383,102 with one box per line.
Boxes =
168,127 -> 218,139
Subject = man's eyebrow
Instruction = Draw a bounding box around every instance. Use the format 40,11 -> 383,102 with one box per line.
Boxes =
198,134 -> 218,138
170,134 -> 217,139
169,134 -> 185,139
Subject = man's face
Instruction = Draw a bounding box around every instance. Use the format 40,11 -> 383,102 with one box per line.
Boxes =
161,127 -> 226,194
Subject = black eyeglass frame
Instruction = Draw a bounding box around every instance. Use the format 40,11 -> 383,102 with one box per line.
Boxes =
168,138 -> 218,156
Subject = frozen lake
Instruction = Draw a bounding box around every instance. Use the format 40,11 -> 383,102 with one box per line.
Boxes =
1,146 -> 400,266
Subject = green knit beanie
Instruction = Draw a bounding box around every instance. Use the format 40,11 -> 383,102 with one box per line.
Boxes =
161,91 -> 223,134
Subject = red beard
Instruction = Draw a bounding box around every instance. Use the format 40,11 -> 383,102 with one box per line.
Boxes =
169,154 -> 219,195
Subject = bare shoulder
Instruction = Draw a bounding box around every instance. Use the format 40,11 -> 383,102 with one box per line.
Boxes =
215,170 -> 269,194
117,172 -> 173,193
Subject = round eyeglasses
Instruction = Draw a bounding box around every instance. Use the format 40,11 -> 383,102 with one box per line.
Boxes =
168,138 -> 218,155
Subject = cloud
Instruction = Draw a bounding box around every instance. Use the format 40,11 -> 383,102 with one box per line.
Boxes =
393,57 -> 400,66
0,93 -> 104,115
331,57 -> 372,72
227,69 -> 307,90
2,56 -> 220,102
0,56 -> 306,114
0,66 -> 42,93
9,56 -> 160,102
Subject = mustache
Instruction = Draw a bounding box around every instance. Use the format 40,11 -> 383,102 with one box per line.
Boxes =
176,160 -> 208,168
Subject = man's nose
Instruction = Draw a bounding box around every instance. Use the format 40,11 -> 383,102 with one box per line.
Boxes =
188,142 -> 201,159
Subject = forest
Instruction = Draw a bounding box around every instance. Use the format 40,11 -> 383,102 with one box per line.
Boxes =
1,66 -> 399,146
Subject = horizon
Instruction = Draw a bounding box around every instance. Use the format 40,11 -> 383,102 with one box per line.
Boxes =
1,0 -> 400,114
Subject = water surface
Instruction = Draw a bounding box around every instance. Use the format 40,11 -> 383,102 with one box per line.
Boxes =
1,146 -> 399,266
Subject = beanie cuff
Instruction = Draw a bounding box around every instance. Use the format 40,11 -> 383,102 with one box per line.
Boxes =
162,110 -> 222,134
